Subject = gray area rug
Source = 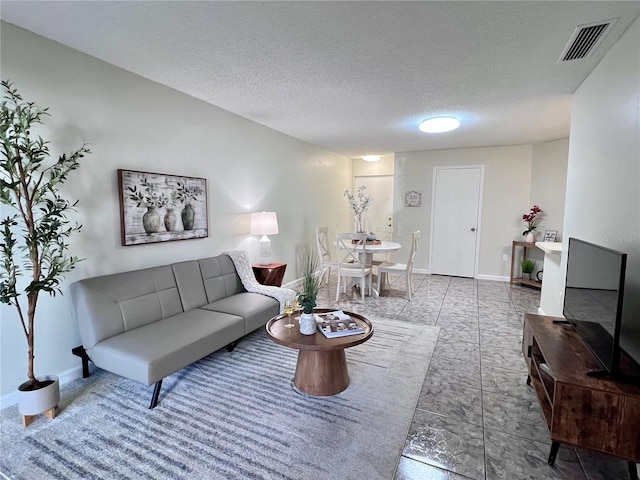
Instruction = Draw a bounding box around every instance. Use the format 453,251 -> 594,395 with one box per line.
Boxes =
1,317 -> 438,480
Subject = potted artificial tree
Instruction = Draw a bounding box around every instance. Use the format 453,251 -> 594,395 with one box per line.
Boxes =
297,248 -> 321,335
0,81 -> 90,425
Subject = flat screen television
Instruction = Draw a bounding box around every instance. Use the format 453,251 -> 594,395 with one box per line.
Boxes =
563,237 -> 640,379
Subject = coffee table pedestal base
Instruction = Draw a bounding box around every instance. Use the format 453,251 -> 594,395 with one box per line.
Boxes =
294,349 -> 349,396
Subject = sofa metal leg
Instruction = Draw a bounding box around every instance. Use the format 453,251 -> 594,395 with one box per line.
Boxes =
149,380 -> 163,409
548,441 -> 560,466
72,345 -> 92,378
227,339 -> 241,352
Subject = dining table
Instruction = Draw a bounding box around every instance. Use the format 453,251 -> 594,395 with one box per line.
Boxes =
346,240 -> 401,297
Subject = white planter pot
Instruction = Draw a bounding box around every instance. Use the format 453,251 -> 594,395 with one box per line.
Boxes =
524,232 -> 535,243
299,313 -> 317,335
18,375 -> 60,416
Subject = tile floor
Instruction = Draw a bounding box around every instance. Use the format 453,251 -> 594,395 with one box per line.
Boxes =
317,270 -> 636,480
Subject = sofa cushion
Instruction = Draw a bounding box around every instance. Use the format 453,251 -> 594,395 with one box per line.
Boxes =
202,292 -> 279,334
171,260 -> 209,311
199,255 -> 246,303
70,265 -> 183,349
88,308 -> 244,385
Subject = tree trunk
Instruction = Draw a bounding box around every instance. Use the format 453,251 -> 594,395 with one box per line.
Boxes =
27,292 -> 38,388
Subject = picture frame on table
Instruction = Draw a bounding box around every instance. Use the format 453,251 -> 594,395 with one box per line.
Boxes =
117,169 -> 208,246
543,230 -> 558,242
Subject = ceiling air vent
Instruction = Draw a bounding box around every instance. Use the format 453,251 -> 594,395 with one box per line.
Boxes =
558,19 -> 617,62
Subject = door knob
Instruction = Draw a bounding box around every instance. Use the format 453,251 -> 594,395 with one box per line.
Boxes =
470,227 -> 476,232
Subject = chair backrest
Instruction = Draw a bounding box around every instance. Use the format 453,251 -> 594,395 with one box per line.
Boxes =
316,227 -> 333,264
336,232 -> 368,271
407,231 -> 421,268
370,226 -> 393,242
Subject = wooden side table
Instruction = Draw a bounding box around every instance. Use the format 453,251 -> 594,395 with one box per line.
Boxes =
252,262 -> 286,287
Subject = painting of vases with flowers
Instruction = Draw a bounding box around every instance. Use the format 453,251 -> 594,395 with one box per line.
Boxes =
118,169 -> 208,246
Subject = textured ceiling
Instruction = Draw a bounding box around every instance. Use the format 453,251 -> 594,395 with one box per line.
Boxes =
1,1 -> 639,158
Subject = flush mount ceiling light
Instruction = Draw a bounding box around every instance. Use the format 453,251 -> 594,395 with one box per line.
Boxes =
419,116 -> 460,133
362,155 -> 381,162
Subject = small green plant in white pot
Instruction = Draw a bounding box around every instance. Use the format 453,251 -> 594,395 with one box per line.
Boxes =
0,81 -> 90,425
297,248 -> 321,335
521,259 -> 536,280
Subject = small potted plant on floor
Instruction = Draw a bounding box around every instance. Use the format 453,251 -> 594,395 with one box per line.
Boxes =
297,248 -> 321,335
0,81 -> 90,425
521,259 -> 536,280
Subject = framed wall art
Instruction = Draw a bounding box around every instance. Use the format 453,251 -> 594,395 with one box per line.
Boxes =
543,230 -> 558,242
117,169 -> 208,246
404,190 -> 422,207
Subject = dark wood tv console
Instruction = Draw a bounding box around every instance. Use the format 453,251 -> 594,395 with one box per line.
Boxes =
522,314 -> 640,479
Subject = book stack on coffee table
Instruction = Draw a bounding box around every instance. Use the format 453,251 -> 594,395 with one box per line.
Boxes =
314,310 -> 365,338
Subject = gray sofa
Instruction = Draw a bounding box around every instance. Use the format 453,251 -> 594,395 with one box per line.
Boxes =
69,254 -> 280,408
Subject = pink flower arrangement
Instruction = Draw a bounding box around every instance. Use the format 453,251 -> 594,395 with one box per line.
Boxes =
522,205 -> 542,236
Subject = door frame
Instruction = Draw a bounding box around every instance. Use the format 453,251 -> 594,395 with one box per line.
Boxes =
428,165 -> 485,278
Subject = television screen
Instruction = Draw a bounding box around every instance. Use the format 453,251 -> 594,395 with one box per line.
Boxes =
563,238 -> 627,375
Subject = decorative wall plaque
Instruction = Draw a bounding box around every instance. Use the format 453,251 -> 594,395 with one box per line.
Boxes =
404,190 -> 422,207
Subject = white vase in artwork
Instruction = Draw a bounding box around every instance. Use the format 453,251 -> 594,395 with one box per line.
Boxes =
142,207 -> 161,234
164,208 -> 177,231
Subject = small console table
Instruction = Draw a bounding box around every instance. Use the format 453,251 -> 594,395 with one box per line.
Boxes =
252,262 -> 286,287
510,241 -> 541,288
522,314 -> 640,479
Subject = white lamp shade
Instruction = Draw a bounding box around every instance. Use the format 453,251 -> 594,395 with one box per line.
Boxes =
250,212 -> 279,236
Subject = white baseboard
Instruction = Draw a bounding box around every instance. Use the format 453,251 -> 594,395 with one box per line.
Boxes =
282,278 -> 302,290
476,274 -> 510,282
413,268 -> 429,275
0,364 -> 87,409
291,271 -> 512,285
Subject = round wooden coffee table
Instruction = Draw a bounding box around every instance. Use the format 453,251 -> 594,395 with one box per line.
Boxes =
265,309 -> 373,396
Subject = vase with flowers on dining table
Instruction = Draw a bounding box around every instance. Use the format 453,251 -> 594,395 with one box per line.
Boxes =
344,186 -> 371,234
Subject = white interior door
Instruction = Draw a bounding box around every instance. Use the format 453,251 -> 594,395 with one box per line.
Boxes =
354,175 -> 393,237
429,166 -> 483,277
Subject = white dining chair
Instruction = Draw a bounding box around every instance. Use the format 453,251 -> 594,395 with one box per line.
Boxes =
377,231 -> 420,300
370,225 -> 394,267
315,226 -> 338,285
336,232 -> 373,302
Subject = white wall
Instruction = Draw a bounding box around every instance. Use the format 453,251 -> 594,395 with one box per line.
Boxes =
394,145 -> 534,279
562,17 -> 640,361
527,137 -> 570,295
352,156 -> 394,177
0,23 -> 352,401
531,138 -> 569,241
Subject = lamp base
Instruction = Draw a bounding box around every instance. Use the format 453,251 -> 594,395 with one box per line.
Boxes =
259,235 -> 272,265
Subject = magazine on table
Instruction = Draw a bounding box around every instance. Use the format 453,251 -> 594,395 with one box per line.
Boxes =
314,311 -> 365,338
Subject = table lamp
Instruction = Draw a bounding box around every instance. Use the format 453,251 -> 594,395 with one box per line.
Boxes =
250,211 -> 279,265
